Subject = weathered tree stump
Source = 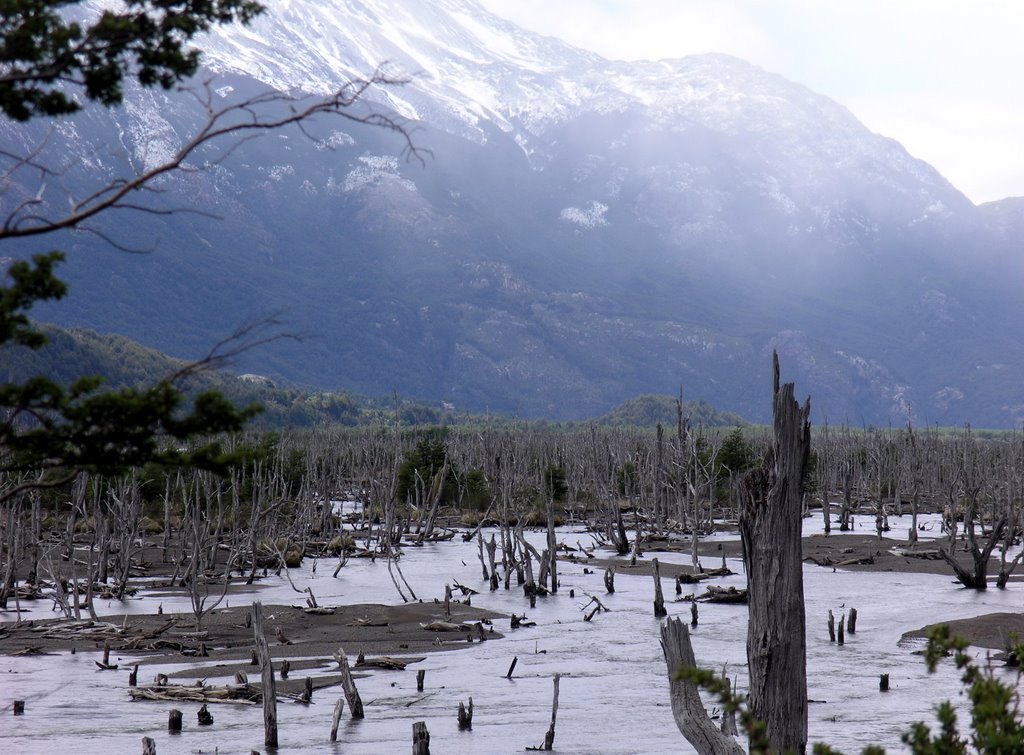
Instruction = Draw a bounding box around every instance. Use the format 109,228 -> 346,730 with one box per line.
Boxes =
13,700 -> 25,716
412,721 -> 430,755
417,669 -> 426,692
252,601 -> 278,747
129,664 -> 139,687
604,567 -> 615,594
335,648 -> 364,719
848,607 -> 858,634
142,736 -> 156,755
457,697 -> 474,730
235,671 -> 249,685
197,704 -> 213,726
280,660 -> 290,679
838,614 -> 846,646
660,617 -> 744,754
506,655 -> 518,679
541,674 -> 560,750
690,600 -> 698,627
652,558 -> 667,618
444,584 -> 452,619
301,676 -> 313,704
330,699 -> 344,742
739,353 -> 810,753
827,610 -> 836,642
168,709 -> 182,732
879,673 -> 889,692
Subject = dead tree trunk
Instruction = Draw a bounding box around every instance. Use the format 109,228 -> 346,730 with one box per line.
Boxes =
660,617 -> 744,755
252,601 -> 278,749
739,353 -> 810,754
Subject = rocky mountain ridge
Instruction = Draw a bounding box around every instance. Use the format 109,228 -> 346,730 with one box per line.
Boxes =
5,0 -> 1023,425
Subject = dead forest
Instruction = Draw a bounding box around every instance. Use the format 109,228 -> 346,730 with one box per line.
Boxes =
3,399 -> 1024,752
3,415 -> 1022,615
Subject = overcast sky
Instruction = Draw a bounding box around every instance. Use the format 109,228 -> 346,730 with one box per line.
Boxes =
479,0 -> 1024,205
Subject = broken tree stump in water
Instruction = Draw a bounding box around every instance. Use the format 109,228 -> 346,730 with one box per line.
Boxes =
142,736 -> 156,755
652,558 -> 667,618
828,610 -> 836,642
252,601 -> 278,748
690,600 -> 698,627
168,709 -> 182,732
848,607 -> 858,634
604,567 -> 615,594
506,656 -> 518,679
412,721 -> 430,754
539,674 -> 560,750
457,697 -> 474,730
660,617 -> 744,754
129,664 -> 139,687
838,615 -> 845,646
335,648 -> 365,719
330,698 -> 344,743
739,352 -> 810,753
879,673 -> 889,692
417,669 -> 426,692
13,700 -> 24,716
280,660 -> 290,679
197,704 -> 213,726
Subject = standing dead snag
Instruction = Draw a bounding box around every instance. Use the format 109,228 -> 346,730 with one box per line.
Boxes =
660,618 -> 744,755
652,558 -> 667,618
739,352 -> 810,754
252,601 -> 278,748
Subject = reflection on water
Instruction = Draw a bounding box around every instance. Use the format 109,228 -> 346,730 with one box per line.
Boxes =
2,514 -> 1019,754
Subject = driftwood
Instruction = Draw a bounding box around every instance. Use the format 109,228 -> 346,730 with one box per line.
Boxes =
739,353 -> 809,753
694,586 -> 748,604
660,617 -> 744,755
356,655 -> 408,670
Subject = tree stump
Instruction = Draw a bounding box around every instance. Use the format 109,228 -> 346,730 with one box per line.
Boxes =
827,610 -> 836,642
879,673 -> 889,692
848,607 -> 858,634
506,656 -> 518,679
457,697 -> 474,730
335,648 -> 364,719
412,721 -> 430,755
652,558 -> 667,618
13,700 -> 25,716
252,601 -> 278,747
142,736 -> 156,755
739,353 -> 810,753
197,704 -> 213,726
690,600 -> 698,627
417,669 -> 426,692
604,567 -> 615,594
660,617 -> 744,754
838,615 -> 845,646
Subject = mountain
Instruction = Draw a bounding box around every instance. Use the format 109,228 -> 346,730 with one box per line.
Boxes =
3,0 -> 1023,425
0,323 -> 745,429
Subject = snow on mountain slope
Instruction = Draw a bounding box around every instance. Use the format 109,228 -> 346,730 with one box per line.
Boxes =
184,0 -> 964,215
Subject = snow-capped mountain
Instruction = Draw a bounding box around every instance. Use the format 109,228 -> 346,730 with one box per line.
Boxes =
9,0 -> 1024,424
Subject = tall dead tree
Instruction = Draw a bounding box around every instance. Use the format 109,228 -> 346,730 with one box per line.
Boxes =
739,353 -> 810,754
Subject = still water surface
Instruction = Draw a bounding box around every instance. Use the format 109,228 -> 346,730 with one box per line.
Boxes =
2,513 -> 1019,754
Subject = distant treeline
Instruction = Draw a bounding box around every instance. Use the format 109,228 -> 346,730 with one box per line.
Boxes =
0,323 -> 748,430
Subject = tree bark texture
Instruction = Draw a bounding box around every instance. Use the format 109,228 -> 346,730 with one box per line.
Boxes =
739,352 -> 810,754
660,617 -> 745,755
252,601 -> 278,748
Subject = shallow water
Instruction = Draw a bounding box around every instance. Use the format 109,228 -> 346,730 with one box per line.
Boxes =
2,513 -> 1020,754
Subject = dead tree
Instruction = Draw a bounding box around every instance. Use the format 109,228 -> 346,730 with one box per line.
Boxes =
739,353 -> 809,753
660,617 -> 744,755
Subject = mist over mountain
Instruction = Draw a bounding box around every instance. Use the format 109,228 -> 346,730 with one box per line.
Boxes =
4,0 -> 1023,425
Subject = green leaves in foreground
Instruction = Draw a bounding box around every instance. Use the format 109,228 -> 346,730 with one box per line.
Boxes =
674,623 -> 1024,755
1,253 -> 260,497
